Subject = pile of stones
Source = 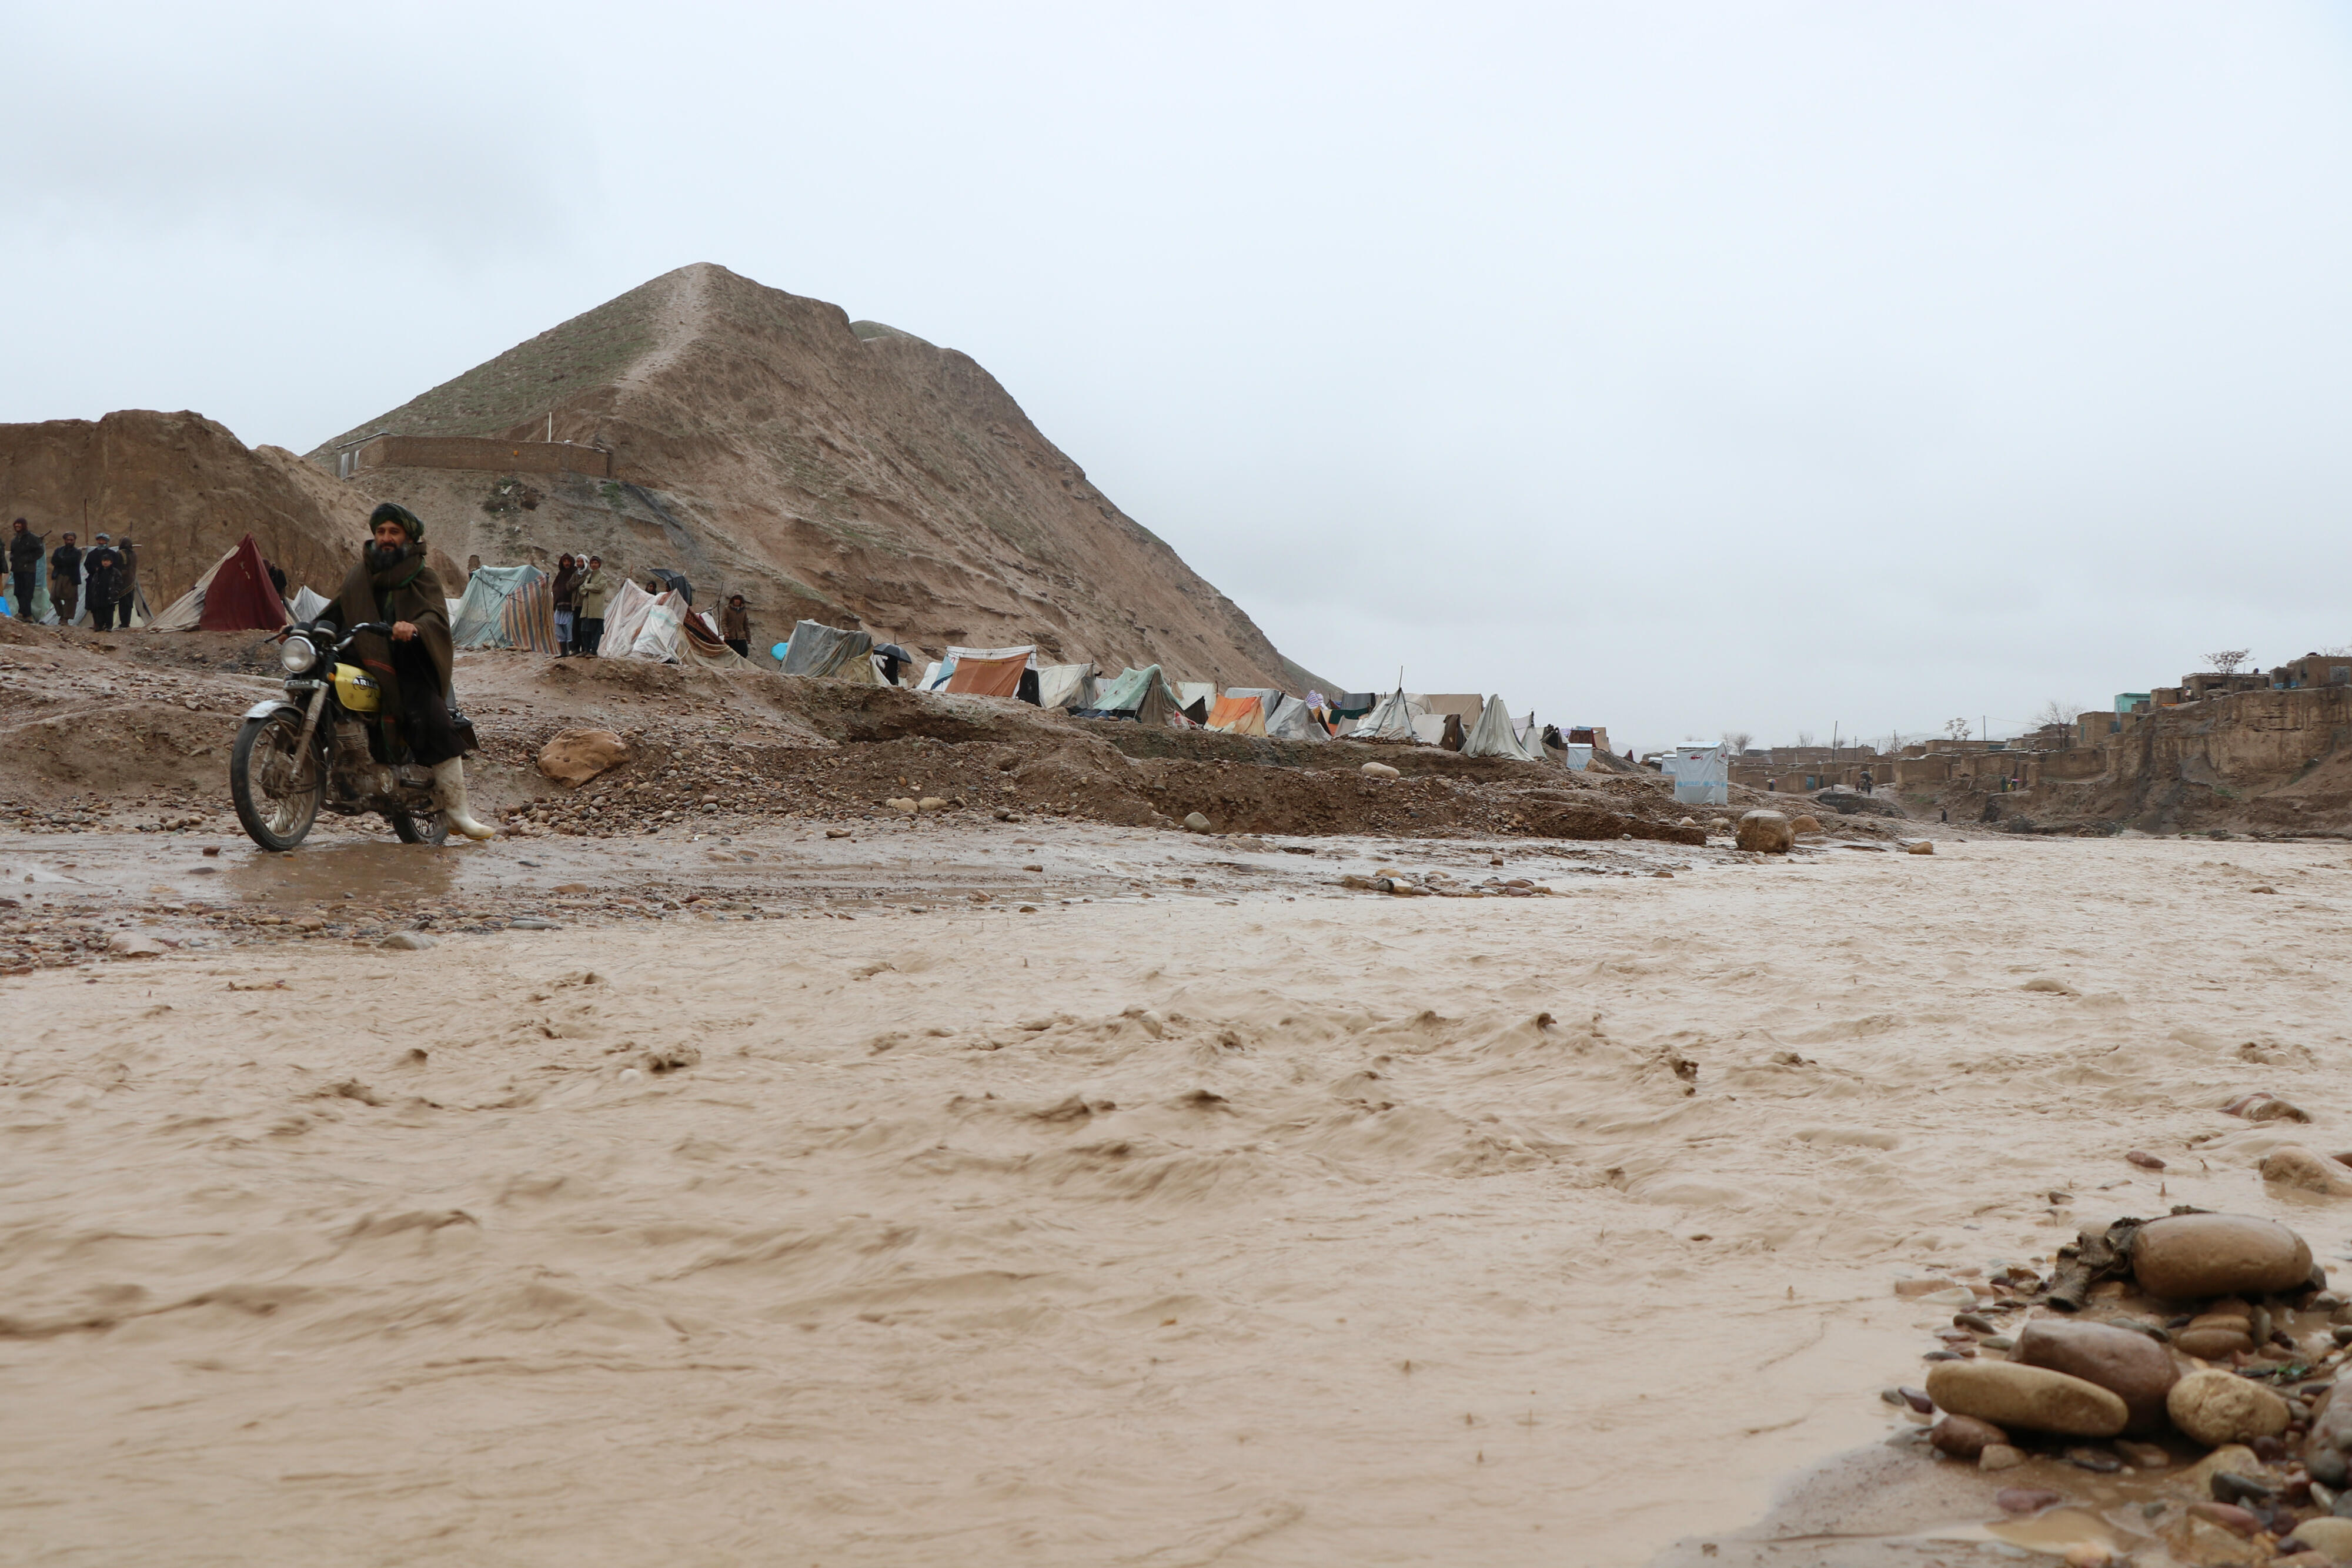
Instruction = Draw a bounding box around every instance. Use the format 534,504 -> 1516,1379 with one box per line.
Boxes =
1892,1211 -> 2352,1564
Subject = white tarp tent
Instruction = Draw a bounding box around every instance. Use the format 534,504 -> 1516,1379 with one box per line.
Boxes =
598,580 -> 750,668
1663,743 -> 1730,805
1037,661 -> 1098,710
1176,681 -> 1215,714
288,586 -> 333,622
1462,695 -> 1542,761
1264,693 -> 1328,741
1349,689 -> 1426,743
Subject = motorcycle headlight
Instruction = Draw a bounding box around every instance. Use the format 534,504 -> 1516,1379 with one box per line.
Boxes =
280,635 -> 318,675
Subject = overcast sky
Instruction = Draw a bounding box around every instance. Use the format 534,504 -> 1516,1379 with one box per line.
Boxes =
9,2 -> 2352,750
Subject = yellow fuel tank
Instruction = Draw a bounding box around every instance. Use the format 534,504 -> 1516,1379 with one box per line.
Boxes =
332,663 -> 382,714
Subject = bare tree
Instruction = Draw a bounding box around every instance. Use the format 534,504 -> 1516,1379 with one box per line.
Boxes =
2032,698 -> 2084,730
1793,729 -> 1815,748
1721,729 -> 1753,754
1881,729 -> 1907,755
2205,648 -> 2251,675
1945,717 -> 1971,741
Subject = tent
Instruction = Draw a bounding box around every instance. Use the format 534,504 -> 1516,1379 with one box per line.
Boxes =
592,580 -> 743,667
147,535 -> 288,633
1080,663 -> 1183,726
926,643 -> 1038,691
1662,743 -> 1730,805
1036,661 -> 1099,710
779,618 -> 880,682
1461,694 -> 1542,761
1264,693 -> 1330,741
1349,688 -> 1426,743
1207,695 -> 1268,735
1328,692 -> 1378,720
288,586 -> 333,623
676,605 -> 751,669
449,565 -> 560,652
1176,681 -> 1217,714
649,568 -> 694,603
946,652 -> 1030,698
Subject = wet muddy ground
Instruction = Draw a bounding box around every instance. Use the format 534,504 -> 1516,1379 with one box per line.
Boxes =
2,816 -> 1750,969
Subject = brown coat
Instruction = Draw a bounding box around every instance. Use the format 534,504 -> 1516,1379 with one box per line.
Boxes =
720,603 -> 750,641
331,543 -> 452,720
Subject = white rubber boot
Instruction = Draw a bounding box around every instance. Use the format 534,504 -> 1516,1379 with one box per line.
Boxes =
430,757 -> 497,841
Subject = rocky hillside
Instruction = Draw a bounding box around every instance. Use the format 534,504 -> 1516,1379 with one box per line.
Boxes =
0,411 -> 389,613
308,263 -> 1327,690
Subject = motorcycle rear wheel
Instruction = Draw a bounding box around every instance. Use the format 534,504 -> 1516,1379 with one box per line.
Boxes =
392,808 -> 450,845
230,713 -> 322,851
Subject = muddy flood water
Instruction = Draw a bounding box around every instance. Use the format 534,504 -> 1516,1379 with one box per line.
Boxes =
5,828 -> 2351,1565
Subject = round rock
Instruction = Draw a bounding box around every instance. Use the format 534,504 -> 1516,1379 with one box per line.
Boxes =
2016,1318 -> 2180,1435
1736,810 -> 1794,854
1925,1360 -> 2129,1437
2167,1368 -> 2291,1447
2132,1213 -> 2312,1300
2288,1516 -> 2352,1561
1931,1415 -> 2007,1459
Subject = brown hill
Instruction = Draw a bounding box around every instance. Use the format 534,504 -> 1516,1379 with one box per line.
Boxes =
0,410 -> 389,614
305,263 -> 1328,690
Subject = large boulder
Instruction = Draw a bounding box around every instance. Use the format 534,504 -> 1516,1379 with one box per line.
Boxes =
1736,810 -> 1795,854
537,728 -> 630,788
2014,1318 -> 2178,1435
1924,1360 -> 2128,1437
2132,1213 -> 2314,1299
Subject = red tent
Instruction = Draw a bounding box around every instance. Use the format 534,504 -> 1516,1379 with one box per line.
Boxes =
199,534 -> 290,631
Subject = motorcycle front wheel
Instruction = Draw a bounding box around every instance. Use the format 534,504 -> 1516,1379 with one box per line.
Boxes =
230,712 -> 323,851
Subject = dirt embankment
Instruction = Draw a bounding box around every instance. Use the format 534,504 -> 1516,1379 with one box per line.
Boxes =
0,623 -> 1752,851
0,410 -> 417,609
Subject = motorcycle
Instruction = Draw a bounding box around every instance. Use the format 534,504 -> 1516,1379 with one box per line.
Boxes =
229,620 -> 455,851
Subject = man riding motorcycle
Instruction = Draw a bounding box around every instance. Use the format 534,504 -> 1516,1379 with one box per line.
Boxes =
329,502 -> 495,841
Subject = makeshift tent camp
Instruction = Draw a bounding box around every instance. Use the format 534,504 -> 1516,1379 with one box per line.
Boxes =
1662,743 -> 1730,805
1207,695 -> 1268,735
1264,693 -> 1330,741
945,652 -> 1029,698
1349,688 -> 1426,742
147,535 -> 288,633
779,619 -> 880,682
1461,695 -> 1542,761
1036,662 -> 1099,710
449,565 -> 560,652
1080,664 -> 1182,726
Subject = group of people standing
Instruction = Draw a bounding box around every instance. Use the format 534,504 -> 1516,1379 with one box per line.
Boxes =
8,519 -> 138,628
549,552 -> 612,657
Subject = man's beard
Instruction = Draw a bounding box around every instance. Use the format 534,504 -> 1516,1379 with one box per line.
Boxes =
366,540 -> 407,573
